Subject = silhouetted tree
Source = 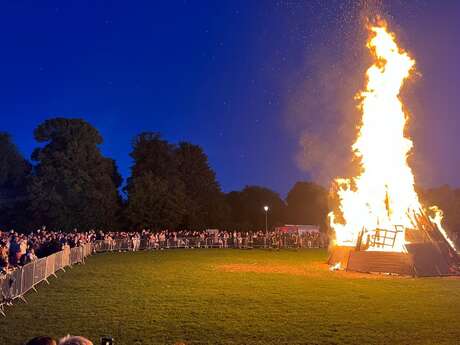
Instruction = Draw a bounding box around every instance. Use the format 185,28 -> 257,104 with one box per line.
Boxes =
286,181 -> 329,231
28,118 -> 122,231
176,142 -> 229,229
125,132 -> 186,230
226,186 -> 286,230
0,132 -> 31,231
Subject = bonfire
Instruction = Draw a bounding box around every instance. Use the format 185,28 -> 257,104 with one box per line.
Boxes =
328,21 -> 459,276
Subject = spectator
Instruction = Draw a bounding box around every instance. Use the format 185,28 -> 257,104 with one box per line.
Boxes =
25,336 -> 57,345
0,242 -> 8,273
20,248 -> 38,265
8,235 -> 20,267
59,335 -> 93,345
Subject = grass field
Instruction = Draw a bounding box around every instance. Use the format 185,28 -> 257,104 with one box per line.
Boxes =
1,249 -> 460,345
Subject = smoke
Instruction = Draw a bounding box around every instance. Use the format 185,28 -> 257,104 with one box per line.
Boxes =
284,5 -> 367,185
284,1 -> 410,186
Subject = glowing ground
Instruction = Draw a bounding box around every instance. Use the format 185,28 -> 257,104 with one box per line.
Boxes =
2,249 -> 460,345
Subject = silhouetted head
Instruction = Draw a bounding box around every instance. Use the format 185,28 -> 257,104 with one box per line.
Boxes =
59,336 -> 93,345
25,336 -> 57,345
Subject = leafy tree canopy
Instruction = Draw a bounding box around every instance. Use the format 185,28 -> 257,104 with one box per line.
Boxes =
0,132 -> 32,231
176,141 -> 229,229
286,181 -> 329,231
28,118 -> 122,231
0,132 -> 31,190
125,132 -> 186,230
226,186 -> 286,230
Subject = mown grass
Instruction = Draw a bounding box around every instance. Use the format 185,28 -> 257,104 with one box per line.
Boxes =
1,249 -> 460,345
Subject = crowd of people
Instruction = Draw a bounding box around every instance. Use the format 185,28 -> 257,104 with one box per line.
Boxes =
93,229 -> 327,251
0,228 -> 327,274
0,228 -> 93,274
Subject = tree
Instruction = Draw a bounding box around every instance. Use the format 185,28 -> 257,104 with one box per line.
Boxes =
125,172 -> 185,229
226,186 -> 286,230
0,132 -> 31,231
28,118 -> 122,231
285,181 -> 329,231
176,142 -> 229,229
125,132 -> 186,230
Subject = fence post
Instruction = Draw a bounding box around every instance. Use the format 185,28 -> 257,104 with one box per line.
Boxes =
20,266 -> 25,297
19,268 -> 27,304
31,260 -> 37,293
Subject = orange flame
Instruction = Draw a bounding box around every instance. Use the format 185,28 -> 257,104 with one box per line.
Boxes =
329,23 -> 456,253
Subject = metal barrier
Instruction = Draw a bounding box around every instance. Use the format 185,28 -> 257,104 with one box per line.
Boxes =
0,243 -> 90,316
90,235 -> 326,253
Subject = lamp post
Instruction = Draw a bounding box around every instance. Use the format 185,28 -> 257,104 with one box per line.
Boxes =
264,206 -> 269,234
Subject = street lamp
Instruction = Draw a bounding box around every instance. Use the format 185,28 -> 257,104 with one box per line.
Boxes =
263,206 -> 269,233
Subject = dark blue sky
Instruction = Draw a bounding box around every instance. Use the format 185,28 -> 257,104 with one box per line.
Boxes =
1,1 -> 459,195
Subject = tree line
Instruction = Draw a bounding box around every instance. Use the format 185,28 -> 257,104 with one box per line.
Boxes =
0,118 -> 329,232
1,117 -> 458,239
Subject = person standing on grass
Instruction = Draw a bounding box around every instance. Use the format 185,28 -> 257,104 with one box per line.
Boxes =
8,235 -> 19,266
23,248 -> 38,264
0,241 -> 8,273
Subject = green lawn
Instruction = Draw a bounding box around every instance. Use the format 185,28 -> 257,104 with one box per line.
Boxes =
2,249 -> 460,345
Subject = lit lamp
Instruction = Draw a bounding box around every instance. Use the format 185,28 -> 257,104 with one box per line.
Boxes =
263,206 -> 269,233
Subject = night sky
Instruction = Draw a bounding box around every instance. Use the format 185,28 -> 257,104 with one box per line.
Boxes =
1,1 -> 459,195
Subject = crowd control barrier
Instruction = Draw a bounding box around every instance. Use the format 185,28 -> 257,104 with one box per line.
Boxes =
0,244 -> 92,316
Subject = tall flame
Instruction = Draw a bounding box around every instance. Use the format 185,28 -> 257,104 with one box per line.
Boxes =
330,23 -> 424,252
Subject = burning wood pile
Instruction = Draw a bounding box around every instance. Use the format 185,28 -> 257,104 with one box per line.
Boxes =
327,21 -> 460,277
